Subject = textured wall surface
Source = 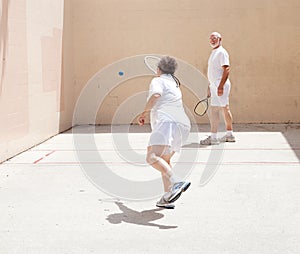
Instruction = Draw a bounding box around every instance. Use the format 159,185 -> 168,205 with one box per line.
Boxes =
61,0 -> 300,126
1,0 -> 300,162
0,0 -> 64,162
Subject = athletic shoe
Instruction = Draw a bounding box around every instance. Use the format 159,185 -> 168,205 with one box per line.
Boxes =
200,136 -> 220,145
220,134 -> 236,142
164,181 -> 191,203
156,196 -> 175,209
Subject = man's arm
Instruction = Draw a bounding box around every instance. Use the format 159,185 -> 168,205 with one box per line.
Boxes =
218,65 -> 230,96
207,86 -> 211,98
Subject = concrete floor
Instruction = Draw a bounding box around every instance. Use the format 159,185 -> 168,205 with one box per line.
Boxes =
0,124 -> 299,254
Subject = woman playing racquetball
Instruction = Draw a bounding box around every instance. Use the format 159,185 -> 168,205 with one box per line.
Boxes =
139,56 -> 191,209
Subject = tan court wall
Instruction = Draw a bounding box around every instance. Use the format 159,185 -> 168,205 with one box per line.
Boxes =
60,0 -> 300,127
1,0 -> 300,162
0,0 -> 64,162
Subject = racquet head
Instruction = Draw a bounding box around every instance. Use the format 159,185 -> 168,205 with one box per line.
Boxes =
144,56 -> 161,75
194,97 -> 209,116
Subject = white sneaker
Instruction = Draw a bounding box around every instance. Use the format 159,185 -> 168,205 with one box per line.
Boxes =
156,196 -> 175,209
200,136 -> 220,145
164,181 -> 191,203
220,134 -> 236,142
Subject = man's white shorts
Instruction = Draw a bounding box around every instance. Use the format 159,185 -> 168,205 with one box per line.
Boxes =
210,82 -> 231,107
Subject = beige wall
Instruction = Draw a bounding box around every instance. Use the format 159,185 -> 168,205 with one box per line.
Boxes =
0,0 -> 64,162
61,0 -> 300,126
1,0 -> 300,162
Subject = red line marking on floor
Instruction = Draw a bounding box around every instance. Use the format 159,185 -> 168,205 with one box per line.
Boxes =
33,151 -> 55,164
29,147 -> 300,152
33,157 -> 44,164
14,160 -> 299,166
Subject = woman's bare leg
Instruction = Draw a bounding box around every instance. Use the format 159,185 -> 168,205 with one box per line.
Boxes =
146,145 -> 176,191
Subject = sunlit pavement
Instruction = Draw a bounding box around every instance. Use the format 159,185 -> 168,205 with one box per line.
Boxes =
0,124 -> 299,254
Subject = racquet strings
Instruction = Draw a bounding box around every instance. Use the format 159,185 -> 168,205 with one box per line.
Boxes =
144,56 -> 161,74
194,98 -> 209,116
144,56 -> 181,87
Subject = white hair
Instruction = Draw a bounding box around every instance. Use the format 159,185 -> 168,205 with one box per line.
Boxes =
210,32 -> 222,38
157,56 -> 178,75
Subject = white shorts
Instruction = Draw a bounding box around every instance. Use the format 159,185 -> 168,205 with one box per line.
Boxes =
148,122 -> 190,153
210,82 -> 231,107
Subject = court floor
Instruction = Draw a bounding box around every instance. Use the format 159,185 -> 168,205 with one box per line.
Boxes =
0,124 -> 299,254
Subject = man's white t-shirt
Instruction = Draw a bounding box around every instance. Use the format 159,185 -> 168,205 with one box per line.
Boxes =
147,74 -> 190,128
208,45 -> 230,84
207,45 -> 231,106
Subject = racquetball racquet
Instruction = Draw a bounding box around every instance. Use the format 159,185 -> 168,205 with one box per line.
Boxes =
144,55 -> 181,87
144,56 -> 161,75
194,97 -> 209,116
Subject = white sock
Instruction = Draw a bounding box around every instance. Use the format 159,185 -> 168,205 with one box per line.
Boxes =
169,174 -> 181,184
226,130 -> 233,136
211,133 -> 217,139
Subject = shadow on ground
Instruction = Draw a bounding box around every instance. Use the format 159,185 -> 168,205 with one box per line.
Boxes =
106,202 -> 177,230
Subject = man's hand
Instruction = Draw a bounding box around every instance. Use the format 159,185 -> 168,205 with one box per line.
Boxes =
207,87 -> 211,98
218,85 -> 224,96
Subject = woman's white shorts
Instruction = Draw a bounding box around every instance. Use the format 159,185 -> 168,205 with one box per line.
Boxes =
148,122 -> 190,153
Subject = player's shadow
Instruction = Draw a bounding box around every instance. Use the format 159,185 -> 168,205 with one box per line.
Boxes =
182,142 -> 203,148
106,202 -> 177,230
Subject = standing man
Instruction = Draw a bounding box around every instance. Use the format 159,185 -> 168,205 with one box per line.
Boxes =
200,32 -> 235,145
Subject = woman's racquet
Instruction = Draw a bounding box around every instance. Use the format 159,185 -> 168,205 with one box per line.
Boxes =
144,56 -> 161,75
194,97 -> 209,116
144,55 -> 181,87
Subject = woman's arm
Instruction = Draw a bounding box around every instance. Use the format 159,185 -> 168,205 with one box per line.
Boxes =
138,93 -> 161,125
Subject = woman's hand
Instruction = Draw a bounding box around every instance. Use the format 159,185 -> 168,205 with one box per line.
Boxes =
138,93 -> 160,126
138,113 -> 146,126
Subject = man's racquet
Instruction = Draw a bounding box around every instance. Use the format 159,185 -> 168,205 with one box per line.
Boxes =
194,97 -> 209,116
